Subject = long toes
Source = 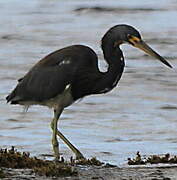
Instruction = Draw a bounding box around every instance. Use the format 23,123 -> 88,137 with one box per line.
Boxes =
76,153 -> 85,160
54,157 -> 60,162
53,152 -> 60,161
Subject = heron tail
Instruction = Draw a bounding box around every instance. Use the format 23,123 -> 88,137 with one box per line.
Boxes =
6,89 -> 21,104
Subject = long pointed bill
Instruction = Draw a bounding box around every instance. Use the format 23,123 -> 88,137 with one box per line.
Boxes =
129,36 -> 173,68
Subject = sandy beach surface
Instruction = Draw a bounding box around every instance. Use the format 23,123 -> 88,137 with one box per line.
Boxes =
2,165 -> 177,179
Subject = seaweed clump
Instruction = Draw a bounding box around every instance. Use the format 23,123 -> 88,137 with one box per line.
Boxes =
0,168 -> 5,178
0,147 -> 109,178
73,157 -> 104,166
0,146 -> 77,177
128,152 -> 146,165
128,151 -> 177,165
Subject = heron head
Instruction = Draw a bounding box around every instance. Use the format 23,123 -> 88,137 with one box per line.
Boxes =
112,24 -> 172,68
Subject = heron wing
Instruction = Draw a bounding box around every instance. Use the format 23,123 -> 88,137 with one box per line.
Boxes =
34,45 -> 98,69
7,58 -> 76,103
7,45 -> 99,103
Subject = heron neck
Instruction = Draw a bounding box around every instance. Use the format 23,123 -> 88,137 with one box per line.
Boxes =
92,45 -> 125,94
102,42 -> 125,67
105,46 -> 125,87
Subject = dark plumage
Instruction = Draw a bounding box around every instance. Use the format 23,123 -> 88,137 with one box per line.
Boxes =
6,24 -> 172,160
7,45 -> 99,103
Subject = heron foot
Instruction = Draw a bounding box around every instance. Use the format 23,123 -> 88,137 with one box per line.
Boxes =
75,151 -> 85,160
55,130 -> 85,160
52,138 -> 60,160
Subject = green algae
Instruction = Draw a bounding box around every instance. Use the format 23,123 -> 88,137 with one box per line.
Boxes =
0,147 -> 77,177
0,168 -> 5,178
128,151 -> 177,165
74,157 -> 104,166
0,147 -> 107,178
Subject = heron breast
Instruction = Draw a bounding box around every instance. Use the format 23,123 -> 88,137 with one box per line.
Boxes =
42,84 -> 74,109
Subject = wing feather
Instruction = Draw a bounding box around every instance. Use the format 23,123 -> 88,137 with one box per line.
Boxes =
7,59 -> 75,103
6,45 -> 99,104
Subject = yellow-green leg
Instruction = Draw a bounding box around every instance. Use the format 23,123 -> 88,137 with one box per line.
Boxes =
50,108 -> 63,160
56,130 -> 84,160
50,108 -> 84,160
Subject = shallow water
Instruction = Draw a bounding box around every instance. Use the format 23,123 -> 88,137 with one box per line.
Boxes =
0,0 -> 177,165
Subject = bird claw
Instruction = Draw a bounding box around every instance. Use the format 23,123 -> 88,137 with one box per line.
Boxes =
53,154 -> 60,161
76,153 -> 85,160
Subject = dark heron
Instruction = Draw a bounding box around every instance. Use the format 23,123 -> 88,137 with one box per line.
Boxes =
6,24 -> 172,160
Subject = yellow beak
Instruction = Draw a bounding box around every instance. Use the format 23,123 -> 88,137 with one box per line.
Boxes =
128,36 -> 172,68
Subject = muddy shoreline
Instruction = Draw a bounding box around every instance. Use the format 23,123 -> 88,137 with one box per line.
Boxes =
2,165 -> 177,179
1,147 -> 177,179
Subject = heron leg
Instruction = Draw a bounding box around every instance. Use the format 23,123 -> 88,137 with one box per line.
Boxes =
51,108 -> 84,160
50,108 -> 63,160
56,130 -> 85,160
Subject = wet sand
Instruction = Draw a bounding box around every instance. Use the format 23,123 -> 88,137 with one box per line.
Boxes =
2,165 -> 177,179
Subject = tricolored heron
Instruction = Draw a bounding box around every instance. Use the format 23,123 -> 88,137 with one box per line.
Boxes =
6,24 -> 172,160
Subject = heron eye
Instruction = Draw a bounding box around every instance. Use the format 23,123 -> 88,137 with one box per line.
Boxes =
133,39 -> 138,43
127,34 -> 132,39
